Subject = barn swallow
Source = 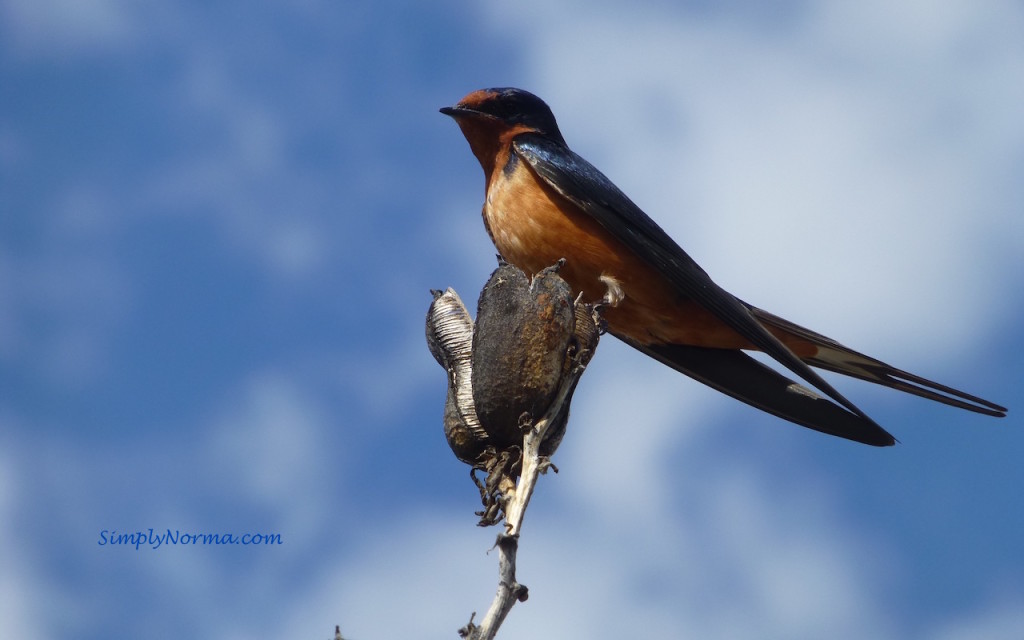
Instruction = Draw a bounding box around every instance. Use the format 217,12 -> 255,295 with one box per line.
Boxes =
440,87 -> 1006,446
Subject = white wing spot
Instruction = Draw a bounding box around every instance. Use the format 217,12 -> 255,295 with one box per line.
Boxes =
599,274 -> 625,307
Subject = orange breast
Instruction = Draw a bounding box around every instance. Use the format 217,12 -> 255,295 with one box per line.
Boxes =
483,158 -> 759,349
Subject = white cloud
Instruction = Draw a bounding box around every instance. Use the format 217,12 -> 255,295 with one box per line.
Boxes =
270,514 -> 497,640
553,339 -> 714,526
5,220 -> 131,391
0,444 -> 51,640
205,372 -> 336,532
932,597 -> 1024,640
136,70 -> 334,280
0,0 -> 142,57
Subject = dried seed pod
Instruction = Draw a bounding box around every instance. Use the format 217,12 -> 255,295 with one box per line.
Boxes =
471,263 -> 576,450
571,298 -> 602,370
427,262 -> 603,479
426,288 -> 488,465
537,296 -> 602,457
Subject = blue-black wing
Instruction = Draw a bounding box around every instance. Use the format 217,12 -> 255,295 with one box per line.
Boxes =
512,133 -> 896,445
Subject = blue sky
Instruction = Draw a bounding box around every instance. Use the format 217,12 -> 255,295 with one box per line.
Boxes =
2,1 -> 1023,638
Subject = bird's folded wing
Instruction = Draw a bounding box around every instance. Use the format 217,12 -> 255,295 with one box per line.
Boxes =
513,134 -> 874,422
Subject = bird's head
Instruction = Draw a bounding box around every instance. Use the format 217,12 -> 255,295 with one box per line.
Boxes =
441,88 -> 566,175
441,88 -> 564,143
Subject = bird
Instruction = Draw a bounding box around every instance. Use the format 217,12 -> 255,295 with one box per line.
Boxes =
440,87 -> 1006,446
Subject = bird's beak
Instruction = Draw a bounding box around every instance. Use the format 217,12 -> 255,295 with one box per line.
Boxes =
440,104 -> 488,119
